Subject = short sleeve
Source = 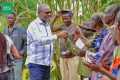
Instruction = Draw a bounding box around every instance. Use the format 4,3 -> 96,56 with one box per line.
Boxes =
4,35 -> 14,53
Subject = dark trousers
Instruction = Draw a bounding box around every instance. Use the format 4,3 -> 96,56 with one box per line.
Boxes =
28,63 -> 50,80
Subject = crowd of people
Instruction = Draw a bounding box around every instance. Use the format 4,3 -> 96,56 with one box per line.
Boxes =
0,3 -> 120,80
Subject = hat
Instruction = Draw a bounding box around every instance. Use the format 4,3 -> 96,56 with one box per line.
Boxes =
61,10 -> 73,16
79,21 -> 96,32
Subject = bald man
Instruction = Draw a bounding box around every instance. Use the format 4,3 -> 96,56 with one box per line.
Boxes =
25,4 -> 67,80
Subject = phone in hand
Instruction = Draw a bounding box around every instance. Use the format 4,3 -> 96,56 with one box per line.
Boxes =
85,51 -> 100,64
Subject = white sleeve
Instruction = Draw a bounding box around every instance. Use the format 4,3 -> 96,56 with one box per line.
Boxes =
4,35 -> 14,53
5,35 -> 13,45
27,22 -> 57,46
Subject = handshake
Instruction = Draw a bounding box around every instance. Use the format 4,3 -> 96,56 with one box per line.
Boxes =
57,31 -> 79,40
57,31 -> 78,39
57,31 -> 68,38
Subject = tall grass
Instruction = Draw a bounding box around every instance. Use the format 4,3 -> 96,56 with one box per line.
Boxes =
0,0 -> 120,80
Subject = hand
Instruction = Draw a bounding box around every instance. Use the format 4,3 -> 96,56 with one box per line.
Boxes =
99,60 -> 110,71
83,62 -> 103,72
55,11 -> 62,18
57,31 -> 68,38
70,32 -> 79,42
74,48 -> 86,57
18,51 -> 23,56
61,50 -> 71,56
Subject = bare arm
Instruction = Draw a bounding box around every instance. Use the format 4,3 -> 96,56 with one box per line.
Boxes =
50,11 -> 62,32
100,67 -> 116,80
77,27 -> 92,48
11,44 -> 20,59
75,48 -> 86,57
81,38 -> 92,48
72,27 -> 92,48
83,62 -> 116,80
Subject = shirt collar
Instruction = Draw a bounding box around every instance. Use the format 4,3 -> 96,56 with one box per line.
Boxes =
36,17 -> 48,26
7,24 -> 17,29
5,24 -> 17,35
36,17 -> 43,24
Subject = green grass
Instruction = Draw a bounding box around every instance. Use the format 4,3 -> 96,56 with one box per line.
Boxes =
0,0 -> 120,80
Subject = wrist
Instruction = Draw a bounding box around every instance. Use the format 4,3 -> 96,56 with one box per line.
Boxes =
54,15 -> 59,19
18,51 -> 24,55
53,34 -> 58,39
56,33 -> 60,38
99,67 -> 105,73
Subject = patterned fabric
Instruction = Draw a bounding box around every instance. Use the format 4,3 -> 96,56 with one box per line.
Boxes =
95,28 -> 115,65
110,46 -> 120,75
91,28 -> 115,80
91,28 -> 107,52
25,17 -> 57,66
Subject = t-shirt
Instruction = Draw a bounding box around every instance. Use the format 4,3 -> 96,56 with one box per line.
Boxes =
0,35 -> 13,73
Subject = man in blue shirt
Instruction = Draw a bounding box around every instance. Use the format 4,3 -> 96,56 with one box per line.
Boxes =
3,12 -> 27,80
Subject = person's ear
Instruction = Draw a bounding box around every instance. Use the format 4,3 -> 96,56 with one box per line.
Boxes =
110,6 -> 117,19
110,13 -> 114,19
